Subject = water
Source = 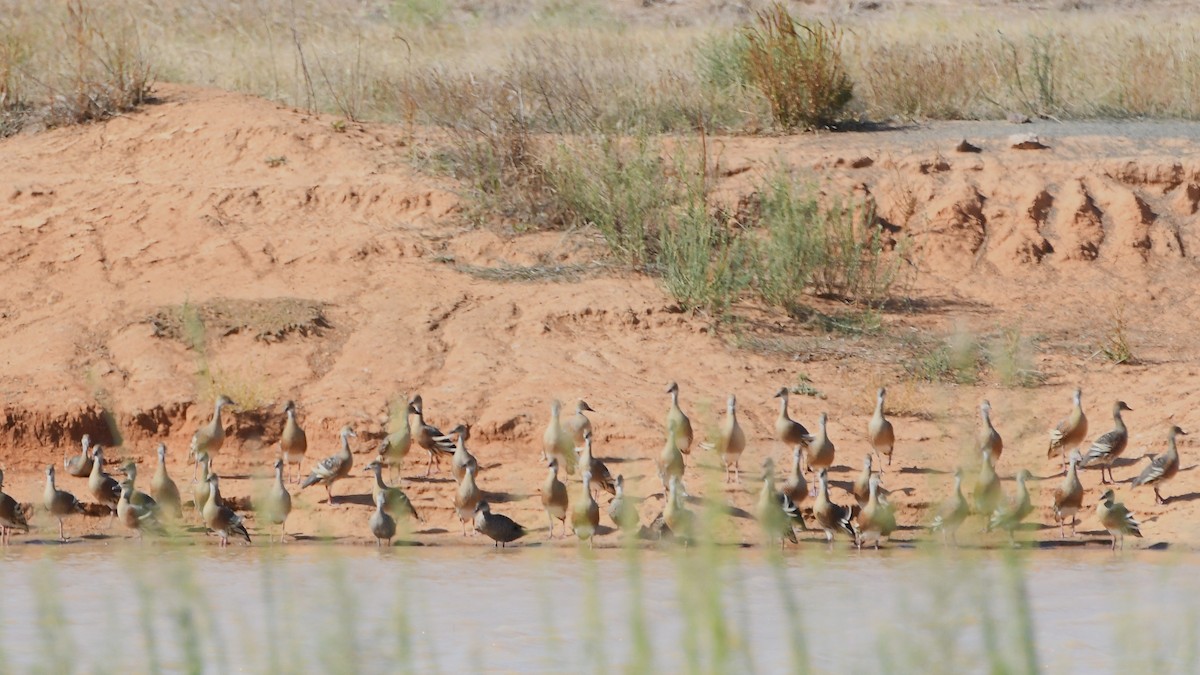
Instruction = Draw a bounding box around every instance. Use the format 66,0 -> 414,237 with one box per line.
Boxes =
1,545 -> 1196,673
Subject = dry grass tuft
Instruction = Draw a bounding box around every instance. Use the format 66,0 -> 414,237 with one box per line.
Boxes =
741,4 -> 853,130
0,0 -> 152,136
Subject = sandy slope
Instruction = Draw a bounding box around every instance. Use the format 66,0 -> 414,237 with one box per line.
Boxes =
1,84 -> 1199,549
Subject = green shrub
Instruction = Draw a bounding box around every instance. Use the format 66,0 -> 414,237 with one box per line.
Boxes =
742,4 -> 853,130
756,171 -> 906,308
544,135 -> 672,266
658,187 -> 753,316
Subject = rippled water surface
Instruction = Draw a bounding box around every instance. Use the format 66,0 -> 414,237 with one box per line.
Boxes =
1,545 -> 1196,673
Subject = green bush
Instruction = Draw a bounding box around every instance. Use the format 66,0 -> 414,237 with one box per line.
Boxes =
757,171 -> 905,308
544,135 -> 672,266
658,186 -> 753,316
742,4 -> 853,130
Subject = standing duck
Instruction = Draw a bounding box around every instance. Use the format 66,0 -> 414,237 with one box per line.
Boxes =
573,470 -> 601,548
280,400 -> 308,485
563,400 -> 596,451
449,424 -> 479,484
813,468 -> 856,546
579,431 -> 617,496
88,447 -> 121,525
1133,426 -> 1186,504
973,449 -> 1002,529
474,501 -> 527,547
377,399 -> 416,483
1053,451 -> 1084,537
261,458 -> 293,543
189,395 -> 235,479
117,479 -> 166,540
664,383 -> 693,455
663,475 -> 695,543
1082,401 -> 1133,484
989,469 -> 1033,546
120,462 -> 158,512
773,387 -> 813,471
701,394 -> 746,483
64,434 -> 94,478
543,400 -> 577,475
780,447 -> 808,508
1096,489 -> 1141,551
755,460 -> 797,548
657,420 -> 686,494
363,460 -> 421,523
410,395 -> 456,476
299,426 -> 356,504
43,465 -> 85,542
978,400 -> 1003,464
193,455 -> 212,522
454,464 -> 482,536
868,388 -> 895,469
852,454 -> 873,508
857,474 -> 897,550
930,468 -> 969,545
1048,388 -> 1088,470
150,443 -> 183,519
607,475 -> 639,534
0,468 -> 30,545
369,492 -> 397,547
203,473 -> 251,547
541,458 -> 569,539
806,413 -> 836,474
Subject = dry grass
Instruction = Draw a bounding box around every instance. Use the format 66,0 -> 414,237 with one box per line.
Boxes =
5,1 -> 1200,140
741,4 -> 853,130
147,298 -> 331,345
0,0 -> 152,136
4,0 -> 1199,148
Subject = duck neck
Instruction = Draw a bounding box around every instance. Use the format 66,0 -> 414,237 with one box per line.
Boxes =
374,464 -> 388,489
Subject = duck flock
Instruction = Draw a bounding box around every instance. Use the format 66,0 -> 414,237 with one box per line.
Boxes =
0,384 -> 1176,551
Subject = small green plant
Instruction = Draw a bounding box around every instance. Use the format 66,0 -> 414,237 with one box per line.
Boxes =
265,155 -> 287,167
741,3 -> 853,129
330,119 -> 347,133
790,373 -> 823,398
1100,304 -> 1135,364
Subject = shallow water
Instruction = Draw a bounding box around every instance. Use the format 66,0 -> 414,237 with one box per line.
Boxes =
0,545 -> 1196,673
